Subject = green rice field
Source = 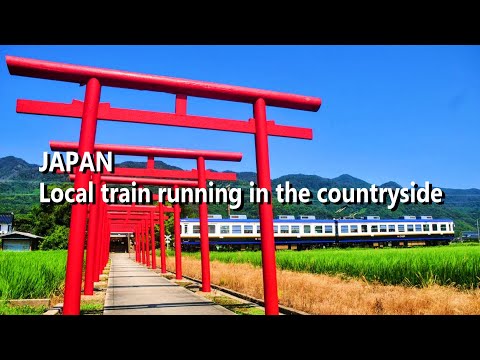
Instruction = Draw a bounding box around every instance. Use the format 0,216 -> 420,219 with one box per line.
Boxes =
0,250 -> 67,300
0,301 -> 48,315
183,243 -> 480,289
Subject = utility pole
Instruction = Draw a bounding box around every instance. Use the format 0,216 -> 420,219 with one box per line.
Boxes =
477,219 -> 479,243
226,184 -> 231,217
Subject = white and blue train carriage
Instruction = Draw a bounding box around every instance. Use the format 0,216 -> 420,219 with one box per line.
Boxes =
180,214 -> 455,249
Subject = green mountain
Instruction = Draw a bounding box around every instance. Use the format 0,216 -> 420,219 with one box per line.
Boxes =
273,173 -> 370,190
379,181 -> 402,188
225,171 -> 258,183
0,156 -> 68,182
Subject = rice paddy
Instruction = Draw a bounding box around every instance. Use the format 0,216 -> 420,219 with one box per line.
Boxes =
0,250 -> 67,300
182,244 -> 480,288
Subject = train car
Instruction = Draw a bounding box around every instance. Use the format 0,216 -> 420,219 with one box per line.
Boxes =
180,215 -> 455,250
336,217 -> 454,247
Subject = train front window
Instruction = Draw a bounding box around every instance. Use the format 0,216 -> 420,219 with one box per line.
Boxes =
220,225 -> 230,234
432,224 -> 438,231
380,225 -> 387,233
351,225 -> 358,233
244,225 -> 253,234
325,225 -> 333,234
303,225 -> 311,234
341,225 -> 348,233
361,225 -> 368,233
415,224 -> 421,232
371,225 -> 378,233
232,225 -> 242,234
280,225 -> 289,234
388,225 -> 395,232
291,226 -> 300,234
398,225 -> 405,232
315,226 -> 323,234
407,225 -> 414,232
256,225 -> 260,233
440,224 -> 446,231
274,226 -> 278,234
208,225 -> 216,234
423,224 -> 429,231
193,225 -> 200,234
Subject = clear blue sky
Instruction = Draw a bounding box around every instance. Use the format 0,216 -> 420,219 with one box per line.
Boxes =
0,45 -> 478,189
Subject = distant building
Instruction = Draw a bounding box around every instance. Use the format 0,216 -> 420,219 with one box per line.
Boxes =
0,213 -> 14,235
0,231 -> 43,251
461,231 -> 479,241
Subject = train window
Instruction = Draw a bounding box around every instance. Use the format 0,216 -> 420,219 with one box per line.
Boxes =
291,225 -> 300,234
371,225 -> 378,233
220,225 -> 230,234
274,226 -> 279,234
398,225 -> 405,232
440,224 -> 446,231
423,224 -> 429,231
193,225 -> 200,234
244,225 -> 253,234
182,224 -> 188,234
351,225 -> 358,233
280,225 -> 289,234
415,224 -> 421,232
208,225 -> 216,234
388,225 -> 395,232
361,225 -> 368,233
232,225 -> 242,234
407,225 -> 414,232
325,225 -> 333,234
314,226 -> 323,234
380,225 -> 387,233
303,225 -> 311,234
341,225 -> 349,233
256,225 -> 260,233
432,224 -> 438,231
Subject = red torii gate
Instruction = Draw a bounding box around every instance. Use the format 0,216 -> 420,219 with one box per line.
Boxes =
108,217 -> 152,263
68,173 -> 198,276
107,205 -> 170,268
109,215 -> 155,267
108,204 -> 172,271
58,166 -> 183,295
56,154 -> 235,292
53,141 -> 241,293
108,216 -> 152,267
7,55 -> 321,315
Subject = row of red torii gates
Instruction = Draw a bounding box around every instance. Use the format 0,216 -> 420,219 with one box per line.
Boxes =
53,140 -> 242,299
6,55 -> 321,315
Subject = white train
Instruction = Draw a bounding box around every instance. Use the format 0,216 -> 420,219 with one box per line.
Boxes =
180,214 -> 454,249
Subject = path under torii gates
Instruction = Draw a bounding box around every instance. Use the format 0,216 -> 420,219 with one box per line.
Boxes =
104,253 -> 233,315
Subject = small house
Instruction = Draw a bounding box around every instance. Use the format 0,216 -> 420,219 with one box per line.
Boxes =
461,231 -> 479,241
0,213 -> 14,235
0,231 -> 43,251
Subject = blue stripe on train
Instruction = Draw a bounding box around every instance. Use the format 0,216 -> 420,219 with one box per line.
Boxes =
182,236 -> 453,246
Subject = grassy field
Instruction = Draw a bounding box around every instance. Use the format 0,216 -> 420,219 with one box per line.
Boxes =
0,250 -> 67,300
0,301 -> 47,315
181,243 -> 480,289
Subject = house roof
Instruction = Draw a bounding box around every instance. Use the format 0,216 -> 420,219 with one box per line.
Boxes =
0,214 -> 13,224
0,231 -> 43,239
